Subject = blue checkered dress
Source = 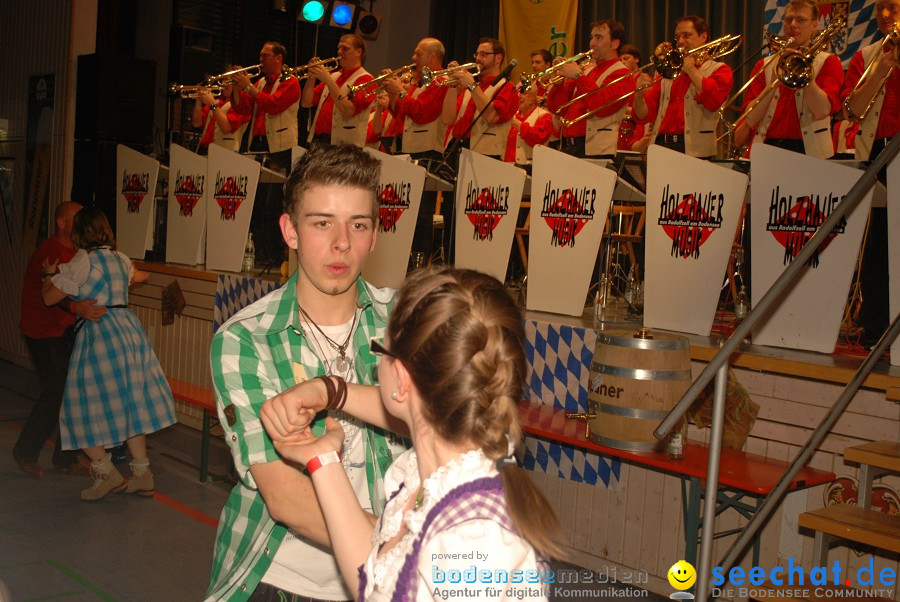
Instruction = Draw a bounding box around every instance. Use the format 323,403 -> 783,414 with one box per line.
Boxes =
54,248 -> 176,450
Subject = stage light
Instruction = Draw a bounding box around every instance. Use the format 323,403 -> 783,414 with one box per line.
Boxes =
299,0 -> 327,24
329,1 -> 356,29
355,10 -> 381,40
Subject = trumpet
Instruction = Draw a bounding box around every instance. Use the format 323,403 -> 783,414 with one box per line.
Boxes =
520,50 -> 593,92
843,20 -> 899,122
284,57 -> 340,81
718,14 -> 846,152
169,82 -> 223,99
421,62 -> 482,86
348,63 -> 417,99
205,64 -> 261,86
556,34 -> 743,128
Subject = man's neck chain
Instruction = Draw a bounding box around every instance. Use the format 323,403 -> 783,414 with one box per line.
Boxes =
297,304 -> 358,375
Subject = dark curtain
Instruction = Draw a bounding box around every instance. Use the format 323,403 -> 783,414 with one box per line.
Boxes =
431,0 -> 500,64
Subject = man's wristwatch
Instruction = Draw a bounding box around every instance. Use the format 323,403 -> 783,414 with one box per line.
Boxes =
466,82 -> 478,92
243,85 -> 252,93
397,91 -> 406,99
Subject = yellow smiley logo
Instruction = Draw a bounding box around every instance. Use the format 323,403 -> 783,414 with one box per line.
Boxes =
667,560 -> 697,590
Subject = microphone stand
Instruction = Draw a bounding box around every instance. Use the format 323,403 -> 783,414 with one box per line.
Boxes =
430,69 -> 517,262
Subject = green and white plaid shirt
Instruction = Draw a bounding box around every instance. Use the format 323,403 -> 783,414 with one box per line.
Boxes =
205,273 -> 403,601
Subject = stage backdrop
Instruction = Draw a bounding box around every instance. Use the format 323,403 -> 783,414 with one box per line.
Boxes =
166,144 -> 207,266
889,152 -> 899,366
205,144 -> 260,273
362,148 -> 426,289
750,144 -> 873,353
499,0 -> 578,83
116,145 -> 158,260
527,145 -> 615,317
453,149 -> 526,283
644,145 -> 749,336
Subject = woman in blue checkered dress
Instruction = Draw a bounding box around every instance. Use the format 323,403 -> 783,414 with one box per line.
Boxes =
42,207 -> 175,501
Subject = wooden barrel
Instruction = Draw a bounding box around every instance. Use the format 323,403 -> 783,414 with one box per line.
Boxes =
588,328 -> 691,452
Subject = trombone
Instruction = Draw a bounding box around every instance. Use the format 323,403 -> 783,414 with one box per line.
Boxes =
556,34 -> 743,128
348,63 -> 417,99
519,50 -> 593,92
843,20 -> 899,122
205,64 -> 261,86
284,57 -> 340,81
718,14 -> 846,151
169,82 -> 223,99
421,63 -> 482,87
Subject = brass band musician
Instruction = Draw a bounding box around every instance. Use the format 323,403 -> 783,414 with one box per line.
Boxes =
302,33 -> 375,148
190,70 -> 251,154
632,16 -> 734,158
231,41 -> 301,170
441,37 -> 519,162
735,0 -> 844,159
841,0 -> 900,348
545,20 -> 635,159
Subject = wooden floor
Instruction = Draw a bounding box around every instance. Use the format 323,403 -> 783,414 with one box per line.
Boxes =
0,359 -> 667,602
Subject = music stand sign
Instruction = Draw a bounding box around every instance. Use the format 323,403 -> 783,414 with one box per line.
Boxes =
750,144 -> 873,353
644,145 -> 748,335
453,149 -> 526,283
527,145 -> 615,316
166,144 -> 207,265
362,148 -> 426,289
205,144 -> 260,272
116,145 -> 159,260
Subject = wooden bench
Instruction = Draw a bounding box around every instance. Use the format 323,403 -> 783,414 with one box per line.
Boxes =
517,400 -> 837,568
800,440 -> 900,564
167,377 -> 220,483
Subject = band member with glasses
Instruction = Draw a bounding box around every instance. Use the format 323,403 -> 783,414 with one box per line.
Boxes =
231,42 -> 301,172
735,0 -> 844,159
191,69 -> 251,154
260,266 -> 562,601
841,0 -> 900,348
632,16 -> 733,158
302,33 -> 376,148
206,144 -> 407,602
441,37 -> 519,162
546,20 -> 635,159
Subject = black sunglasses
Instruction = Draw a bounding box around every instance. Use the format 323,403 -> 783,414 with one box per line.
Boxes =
370,338 -> 397,359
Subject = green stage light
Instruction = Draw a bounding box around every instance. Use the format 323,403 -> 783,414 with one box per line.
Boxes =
300,0 -> 327,23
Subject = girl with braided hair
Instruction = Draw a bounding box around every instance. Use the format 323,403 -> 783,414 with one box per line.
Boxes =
262,266 -> 561,601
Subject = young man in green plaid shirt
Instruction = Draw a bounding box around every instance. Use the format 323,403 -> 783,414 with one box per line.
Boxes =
206,144 -> 407,601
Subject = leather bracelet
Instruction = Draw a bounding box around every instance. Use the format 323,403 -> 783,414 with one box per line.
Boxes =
42,272 -> 54,278
314,375 -> 348,412
306,450 -> 340,475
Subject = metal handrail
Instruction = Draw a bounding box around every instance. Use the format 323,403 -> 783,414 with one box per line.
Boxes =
652,133 -> 900,601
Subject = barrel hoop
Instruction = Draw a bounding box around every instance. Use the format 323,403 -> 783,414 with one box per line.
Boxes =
590,433 -> 663,452
591,362 -> 693,381
597,333 -> 690,350
592,401 -> 670,420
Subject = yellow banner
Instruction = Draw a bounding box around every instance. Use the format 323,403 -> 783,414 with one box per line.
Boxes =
499,0 -> 578,83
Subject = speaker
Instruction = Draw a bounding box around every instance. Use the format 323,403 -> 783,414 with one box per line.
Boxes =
75,54 -> 156,144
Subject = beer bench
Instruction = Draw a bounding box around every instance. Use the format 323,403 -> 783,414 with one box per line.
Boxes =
517,400 -> 837,567
167,378 -> 223,483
